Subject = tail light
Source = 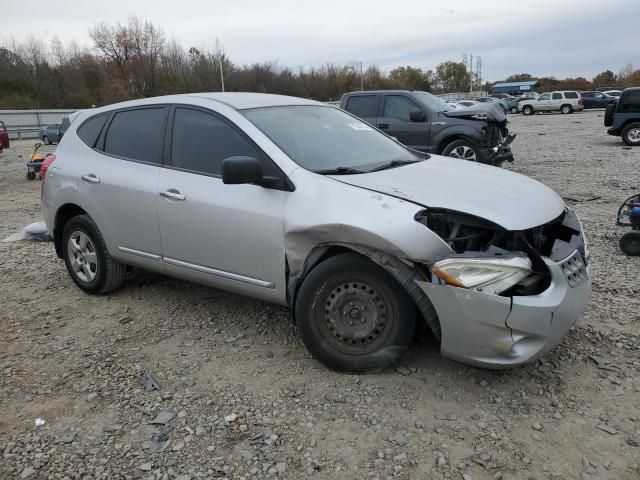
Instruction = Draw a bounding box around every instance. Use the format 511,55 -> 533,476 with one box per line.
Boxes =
40,154 -> 56,180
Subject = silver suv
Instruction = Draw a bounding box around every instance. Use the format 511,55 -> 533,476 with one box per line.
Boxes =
519,91 -> 584,115
41,93 -> 591,372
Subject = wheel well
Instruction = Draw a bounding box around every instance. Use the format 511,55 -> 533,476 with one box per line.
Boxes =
53,204 -> 87,258
288,244 -> 441,340
561,103 -> 572,109
437,135 -> 463,154
621,119 -> 640,131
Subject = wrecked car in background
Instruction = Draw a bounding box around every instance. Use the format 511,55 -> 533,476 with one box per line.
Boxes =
340,90 -> 515,166
41,92 -> 590,373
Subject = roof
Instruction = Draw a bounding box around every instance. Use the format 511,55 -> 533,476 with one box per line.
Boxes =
492,81 -> 540,88
187,92 -> 321,110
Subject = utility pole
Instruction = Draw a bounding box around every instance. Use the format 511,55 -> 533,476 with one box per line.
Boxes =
360,62 -> 364,91
469,53 -> 473,94
219,56 -> 225,92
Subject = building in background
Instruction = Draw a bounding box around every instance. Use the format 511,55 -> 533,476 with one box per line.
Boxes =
491,80 -> 540,96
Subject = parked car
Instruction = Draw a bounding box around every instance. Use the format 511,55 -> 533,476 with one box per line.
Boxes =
605,87 -> 640,146
579,91 -> 616,109
40,124 -> 61,144
518,91 -> 584,115
603,90 -> 622,98
475,96 -> 508,113
0,120 -> 9,152
41,92 -> 590,372
455,100 -> 478,108
340,90 -> 514,165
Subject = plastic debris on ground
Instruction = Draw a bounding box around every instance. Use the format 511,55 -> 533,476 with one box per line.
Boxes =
35,418 -> 46,427
2,221 -> 50,242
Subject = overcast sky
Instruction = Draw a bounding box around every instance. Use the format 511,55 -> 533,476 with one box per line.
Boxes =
2,0 -> 638,81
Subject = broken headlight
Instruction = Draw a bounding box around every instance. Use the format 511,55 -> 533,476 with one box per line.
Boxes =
431,252 -> 532,295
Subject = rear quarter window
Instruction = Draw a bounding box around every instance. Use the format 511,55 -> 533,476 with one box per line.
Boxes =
621,92 -> 640,110
564,92 -> 579,99
345,95 -> 378,118
77,114 -> 109,148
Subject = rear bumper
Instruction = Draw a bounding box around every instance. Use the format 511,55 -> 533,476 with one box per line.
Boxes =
417,251 -> 591,368
607,127 -> 621,136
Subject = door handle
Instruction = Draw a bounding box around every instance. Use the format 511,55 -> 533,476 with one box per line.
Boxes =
159,189 -> 186,201
379,123 -> 389,129
81,174 -> 100,184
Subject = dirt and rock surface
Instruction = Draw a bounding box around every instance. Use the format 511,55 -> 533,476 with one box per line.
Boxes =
1,110 -> 639,480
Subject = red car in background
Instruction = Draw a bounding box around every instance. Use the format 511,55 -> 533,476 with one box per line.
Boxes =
0,121 -> 9,152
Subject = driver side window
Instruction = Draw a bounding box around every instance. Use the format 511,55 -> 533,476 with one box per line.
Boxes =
383,95 -> 422,121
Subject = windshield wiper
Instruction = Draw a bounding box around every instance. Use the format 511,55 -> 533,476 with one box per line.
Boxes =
368,159 -> 420,172
314,166 -> 366,175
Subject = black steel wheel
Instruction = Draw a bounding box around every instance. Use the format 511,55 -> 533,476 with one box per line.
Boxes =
295,253 -> 415,373
620,231 -> 640,256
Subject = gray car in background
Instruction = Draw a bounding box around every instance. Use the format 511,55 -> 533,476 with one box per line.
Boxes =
41,93 -> 590,372
40,124 -> 61,144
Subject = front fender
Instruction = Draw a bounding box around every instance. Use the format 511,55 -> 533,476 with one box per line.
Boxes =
433,125 -> 486,151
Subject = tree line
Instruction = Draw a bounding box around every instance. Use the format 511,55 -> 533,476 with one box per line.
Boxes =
1,17 -> 638,110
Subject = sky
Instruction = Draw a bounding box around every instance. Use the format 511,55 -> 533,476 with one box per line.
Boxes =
2,0 -> 638,82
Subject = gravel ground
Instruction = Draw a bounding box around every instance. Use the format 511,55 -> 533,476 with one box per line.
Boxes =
1,110 -> 639,480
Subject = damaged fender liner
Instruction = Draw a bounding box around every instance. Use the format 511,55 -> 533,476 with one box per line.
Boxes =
288,243 -> 441,340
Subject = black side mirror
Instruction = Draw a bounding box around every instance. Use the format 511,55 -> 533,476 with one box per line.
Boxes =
409,111 -> 426,122
222,156 -> 263,185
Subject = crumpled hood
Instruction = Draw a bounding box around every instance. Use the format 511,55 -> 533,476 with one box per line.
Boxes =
443,103 -> 507,123
331,156 -> 565,231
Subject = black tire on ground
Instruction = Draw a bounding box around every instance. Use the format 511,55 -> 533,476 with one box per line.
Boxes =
442,139 -> 483,163
62,214 -> 127,294
295,253 -> 416,373
621,122 -> 640,146
620,231 -> 640,256
604,103 -> 616,127
26,171 -> 36,180
560,104 -> 573,114
43,136 -> 50,145
522,105 -> 534,115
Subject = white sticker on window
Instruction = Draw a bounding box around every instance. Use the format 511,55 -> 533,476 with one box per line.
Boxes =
347,122 -> 373,131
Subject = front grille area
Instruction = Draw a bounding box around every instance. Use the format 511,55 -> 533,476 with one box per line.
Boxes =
560,250 -> 588,287
522,209 -> 584,262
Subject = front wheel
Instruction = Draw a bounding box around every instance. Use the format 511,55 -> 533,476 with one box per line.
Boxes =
621,122 -> 640,146
62,214 -> 127,294
295,253 -> 416,373
522,105 -> 534,115
43,136 -> 51,145
442,139 -> 482,162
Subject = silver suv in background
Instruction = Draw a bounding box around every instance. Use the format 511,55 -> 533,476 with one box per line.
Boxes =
519,91 -> 584,115
41,93 -> 591,373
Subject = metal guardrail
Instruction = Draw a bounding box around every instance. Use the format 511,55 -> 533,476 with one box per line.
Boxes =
7,127 -> 42,141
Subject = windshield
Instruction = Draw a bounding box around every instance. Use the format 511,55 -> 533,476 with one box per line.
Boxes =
242,105 -> 420,173
411,91 -> 451,113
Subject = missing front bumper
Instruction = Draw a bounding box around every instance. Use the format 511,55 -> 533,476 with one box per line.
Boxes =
417,255 -> 591,368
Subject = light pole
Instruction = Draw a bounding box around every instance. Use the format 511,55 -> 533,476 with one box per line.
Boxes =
219,56 -> 225,92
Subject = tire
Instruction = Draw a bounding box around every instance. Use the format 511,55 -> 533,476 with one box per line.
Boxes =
560,104 -> 573,114
43,136 -> 50,145
604,103 -> 615,127
26,171 -> 36,180
442,139 -> 483,163
62,214 -> 126,294
621,122 -> 640,146
522,105 -> 534,115
295,253 -> 416,373
620,231 -> 640,256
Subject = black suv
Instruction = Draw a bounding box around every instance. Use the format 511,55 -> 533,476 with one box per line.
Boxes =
340,90 -> 515,166
605,87 -> 640,146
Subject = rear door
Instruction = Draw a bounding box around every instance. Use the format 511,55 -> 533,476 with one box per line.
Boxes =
581,92 -> 594,108
342,94 -> 380,126
156,105 -> 287,303
0,121 -> 8,149
377,94 -> 430,150
77,107 -> 167,269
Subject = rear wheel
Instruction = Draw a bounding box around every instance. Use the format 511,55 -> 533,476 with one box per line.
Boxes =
295,253 -> 416,373
522,105 -> 534,115
561,104 -> 573,114
442,139 -> 482,162
621,122 -> 640,146
620,231 -> 640,256
43,135 -> 50,145
62,214 -> 126,294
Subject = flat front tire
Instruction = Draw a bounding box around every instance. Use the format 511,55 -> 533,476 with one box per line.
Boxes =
295,253 -> 416,373
62,214 -> 126,294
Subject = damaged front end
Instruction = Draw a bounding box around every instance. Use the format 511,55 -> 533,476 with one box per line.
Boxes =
414,208 -> 591,367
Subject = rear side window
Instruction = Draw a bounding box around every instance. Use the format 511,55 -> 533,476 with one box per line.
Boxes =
103,108 -> 166,163
345,95 -> 378,118
564,92 -> 579,99
383,95 -> 421,121
77,114 -> 109,148
552,93 -> 562,100
170,107 -> 263,176
621,92 -> 640,110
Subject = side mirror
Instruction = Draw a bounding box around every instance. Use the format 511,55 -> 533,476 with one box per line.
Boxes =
409,110 -> 426,122
222,156 -> 263,185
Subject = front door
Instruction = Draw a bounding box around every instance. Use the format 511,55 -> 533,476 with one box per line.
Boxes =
378,94 -> 430,150
157,106 -> 287,303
